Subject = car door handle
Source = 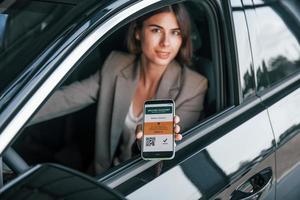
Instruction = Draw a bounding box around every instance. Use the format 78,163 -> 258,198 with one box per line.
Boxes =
230,168 -> 273,200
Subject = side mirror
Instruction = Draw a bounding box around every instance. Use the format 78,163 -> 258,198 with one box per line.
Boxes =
0,163 -> 126,200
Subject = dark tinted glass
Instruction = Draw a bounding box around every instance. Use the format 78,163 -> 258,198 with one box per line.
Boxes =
231,1 -> 255,99
253,0 -> 300,91
0,1 -> 73,93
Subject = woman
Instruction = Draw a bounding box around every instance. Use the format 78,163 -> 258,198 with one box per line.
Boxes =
32,3 -> 207,174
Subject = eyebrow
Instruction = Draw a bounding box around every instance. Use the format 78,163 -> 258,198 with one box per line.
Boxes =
148,24 -> 180,30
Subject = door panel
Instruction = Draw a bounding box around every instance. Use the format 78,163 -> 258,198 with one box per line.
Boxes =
243,0 -> 300,198
126,110 -> 275,200
267,87 -> 300,199
118,0 -> 276,198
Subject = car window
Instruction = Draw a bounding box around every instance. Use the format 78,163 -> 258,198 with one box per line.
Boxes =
11,0 -> 227,180
231,1 -> 256,100
252,0 -> 300,91
0,1 -> 77,93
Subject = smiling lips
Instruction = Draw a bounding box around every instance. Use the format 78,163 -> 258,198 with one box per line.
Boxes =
156,51 -> 170,59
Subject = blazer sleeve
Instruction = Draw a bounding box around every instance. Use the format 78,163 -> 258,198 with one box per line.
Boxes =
176,72 -> 208,132
29,51 -> 133,125
30,70 -> 100,124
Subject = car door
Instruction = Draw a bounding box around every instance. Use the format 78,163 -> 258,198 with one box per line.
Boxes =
0,0 -> 276,199
100,0 -> 276,199
242,0 -> 300,199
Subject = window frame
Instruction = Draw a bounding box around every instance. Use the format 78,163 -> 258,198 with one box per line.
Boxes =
0,0 -> 239,190
98,0 -> 235,187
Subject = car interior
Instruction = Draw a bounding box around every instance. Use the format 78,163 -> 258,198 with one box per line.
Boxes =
12,1 -> 224,178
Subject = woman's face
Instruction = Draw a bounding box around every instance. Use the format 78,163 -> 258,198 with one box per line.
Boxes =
136,11 -> 183,67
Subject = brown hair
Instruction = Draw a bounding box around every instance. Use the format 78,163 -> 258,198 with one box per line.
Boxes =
127,3 -> 192,66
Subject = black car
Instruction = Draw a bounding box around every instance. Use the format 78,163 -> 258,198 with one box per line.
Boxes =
0,0 -> 300,199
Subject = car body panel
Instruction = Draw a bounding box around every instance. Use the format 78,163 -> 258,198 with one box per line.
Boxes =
126,110 -> 275,199
243,0 -> 300,199
266,87 -> 300,199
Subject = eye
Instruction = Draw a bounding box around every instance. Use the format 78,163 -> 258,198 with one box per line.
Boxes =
172,30 -> 181,36
151,28 -> 161,33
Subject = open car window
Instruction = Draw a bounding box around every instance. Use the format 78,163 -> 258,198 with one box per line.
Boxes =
9,0 -> 230,184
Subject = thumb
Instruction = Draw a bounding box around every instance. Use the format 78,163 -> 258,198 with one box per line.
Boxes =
135,124 -> 143,139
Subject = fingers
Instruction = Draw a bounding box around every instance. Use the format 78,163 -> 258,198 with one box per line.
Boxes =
174,115 -> 180,124
135,124 -> 142,150
175,133 -> 182,141
174,124 -> 180,133
135,124 -> 143,139
135,116 -> 183,144
174,116 -> 182,141
136,130 -> 143,139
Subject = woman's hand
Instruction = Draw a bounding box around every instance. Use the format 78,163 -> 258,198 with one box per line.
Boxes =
135,115 -> 182,142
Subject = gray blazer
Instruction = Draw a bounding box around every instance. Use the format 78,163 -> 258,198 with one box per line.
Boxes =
33,51 -> 207,174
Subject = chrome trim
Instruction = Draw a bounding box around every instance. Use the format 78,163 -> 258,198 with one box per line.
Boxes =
0,0 -> 161,154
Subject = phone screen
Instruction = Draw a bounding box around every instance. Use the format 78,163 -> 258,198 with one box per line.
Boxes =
142,100 -> 175,159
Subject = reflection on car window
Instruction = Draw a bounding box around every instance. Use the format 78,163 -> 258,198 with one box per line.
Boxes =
0,1 -> 73,93
254,1 -> 300,91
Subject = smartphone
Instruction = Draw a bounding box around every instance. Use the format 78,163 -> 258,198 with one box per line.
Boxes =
141,99 -> 175,160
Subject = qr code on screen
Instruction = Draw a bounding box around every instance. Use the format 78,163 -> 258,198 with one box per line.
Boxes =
146,137 -> 155,146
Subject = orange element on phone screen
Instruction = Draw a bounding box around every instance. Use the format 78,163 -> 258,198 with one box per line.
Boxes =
144,121 -> 173,135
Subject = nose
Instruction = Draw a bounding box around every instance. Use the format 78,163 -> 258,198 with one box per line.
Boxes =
160,33 -> 170,47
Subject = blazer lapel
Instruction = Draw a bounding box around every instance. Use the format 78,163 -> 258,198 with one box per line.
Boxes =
155,60 -> 182,100
110,62 -> 139,159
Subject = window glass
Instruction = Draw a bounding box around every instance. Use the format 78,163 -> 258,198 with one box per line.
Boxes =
253,0 -> 300,91
0,1 -> 73,93
231,1 -> 255,99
